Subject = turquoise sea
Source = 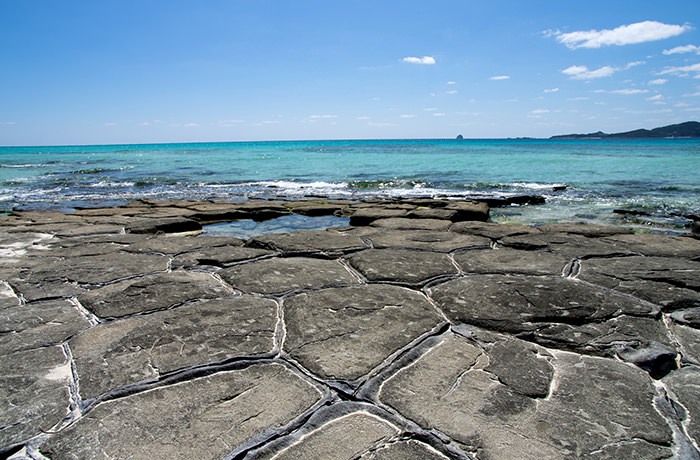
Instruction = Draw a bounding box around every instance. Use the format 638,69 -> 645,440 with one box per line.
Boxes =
1,138 -> 699,233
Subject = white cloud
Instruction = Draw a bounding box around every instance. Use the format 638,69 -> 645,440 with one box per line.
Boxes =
648,79 -> 668,85
624,61 -> 645,69
446,90 -> 458,94
433,112 -> 446,117
531,109 -> 550,114
183,122 -> 200,127
400,114 -> 415,118
544,88 -> 559,93
663,44 -> 700,55
562,65 -> 616,80
490,75 -> 510,80
647,94 -> 663,100
609,89 -> 649,95
423,107 -> 439,112
658,63 -> 700,75
310,114 -> 337,119
554,21 -> 690,49
402,56 -> 436,65
447,81 -> 457,85
4,121 -> 17,125
104,122 -> 116,126
357,116 -> 370,120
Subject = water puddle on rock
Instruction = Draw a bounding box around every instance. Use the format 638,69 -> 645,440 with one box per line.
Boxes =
201,214 -> 350,239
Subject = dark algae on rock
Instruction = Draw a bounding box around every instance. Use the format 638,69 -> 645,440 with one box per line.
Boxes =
1,198 -> 700,459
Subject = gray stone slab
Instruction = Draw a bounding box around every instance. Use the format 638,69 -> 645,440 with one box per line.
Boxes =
367,230 -> 490,252
429,274 -> 657,334
262,412 -> 398,460
450,220 -> 540,239
15,252 -> 171,288
0,346 -> 71,449
370,217 -> 451,231
603,233 -> 700,258
500,232 -> 635,258
78,271 -> 232,318
378,332 -> 673,460
579,256 -> 700,309
246,229 -> 367,256
349,208 -> 410,226
124,235 -> 245,255
454,247 -> 571,276
668,322 -> 700,364
70,297 -> 279,399
39,363 -> 324,460
284,285 -> 443,381
538,222 -> 633,237
219,257 -> 359,295
359,440 -> 449,459
0,299 -> 91,356
172,246 -> 273,269
346,249 -> 457,286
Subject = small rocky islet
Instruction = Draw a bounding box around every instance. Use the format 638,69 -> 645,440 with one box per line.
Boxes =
1,198 -> 700,460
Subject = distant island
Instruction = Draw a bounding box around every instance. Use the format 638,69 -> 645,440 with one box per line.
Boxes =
550,121 -> 700,139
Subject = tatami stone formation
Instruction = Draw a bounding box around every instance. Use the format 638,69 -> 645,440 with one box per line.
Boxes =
1,198 -> 699,459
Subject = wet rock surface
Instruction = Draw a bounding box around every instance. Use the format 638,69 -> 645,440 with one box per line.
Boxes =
1,198 -> 699,459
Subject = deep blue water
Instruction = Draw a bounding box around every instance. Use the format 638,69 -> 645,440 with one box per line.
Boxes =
1,138 -> 698,232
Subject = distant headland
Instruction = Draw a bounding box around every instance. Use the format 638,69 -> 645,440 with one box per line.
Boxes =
550,121 -> 700,139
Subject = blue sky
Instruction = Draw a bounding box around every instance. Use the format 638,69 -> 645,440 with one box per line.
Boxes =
1,1 -> 700,145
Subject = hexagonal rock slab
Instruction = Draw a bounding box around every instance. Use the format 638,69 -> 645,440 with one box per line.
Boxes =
378,332 -> 673,460
78,271 -> 232,318
246,229 -> 368,256
367,230 -> 490,252
172,246 -> 273,269
429,274 -> 657,334
369,218 -> 452,231
219,257 -> 359,295
0,346 -> 71,450
260,412 -> 400,460
453,248 -> 571,276
449,221 -> 540,239
283,285 -> 444,381
602,233 -> 700,258
346,249 -> 457,286
69,297 -> 279,399
0,299 -> 92,355
578,256 -> 700,309
39,363 -> 324,460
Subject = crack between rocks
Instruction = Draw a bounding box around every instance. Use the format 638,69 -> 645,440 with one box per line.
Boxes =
274,298 -> 286,355
654,380 -> 700,458
66,297 -> 99,326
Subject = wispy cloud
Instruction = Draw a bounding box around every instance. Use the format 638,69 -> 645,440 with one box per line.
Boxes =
609,89 -> 649,95
400,114 -> 415,118
552,21 -> 690,49
4,121 -> 17,125
663,44 -> 700,55
183,122 -> 200,127
309,114 -> 337,119
658,63 -> 700,75
490,75 -> 510,80
402,56 -> 436,65
447,81 -> 457,85
446,90 -> 458,94
104,122 -> 116,127
562,65 -> 616,80
544,88 -> 559,93
433,112 -> 446,117
648,79 -> 668,85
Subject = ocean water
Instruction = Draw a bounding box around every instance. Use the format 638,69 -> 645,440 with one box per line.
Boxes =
1,138 -> 699,233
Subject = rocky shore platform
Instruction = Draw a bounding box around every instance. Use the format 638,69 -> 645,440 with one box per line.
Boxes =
1,198 -> 700,460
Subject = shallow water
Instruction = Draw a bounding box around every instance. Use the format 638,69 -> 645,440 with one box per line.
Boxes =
2,138 -> 698,232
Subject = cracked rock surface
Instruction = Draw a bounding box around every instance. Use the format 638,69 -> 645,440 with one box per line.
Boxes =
1,198 -> 699,460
